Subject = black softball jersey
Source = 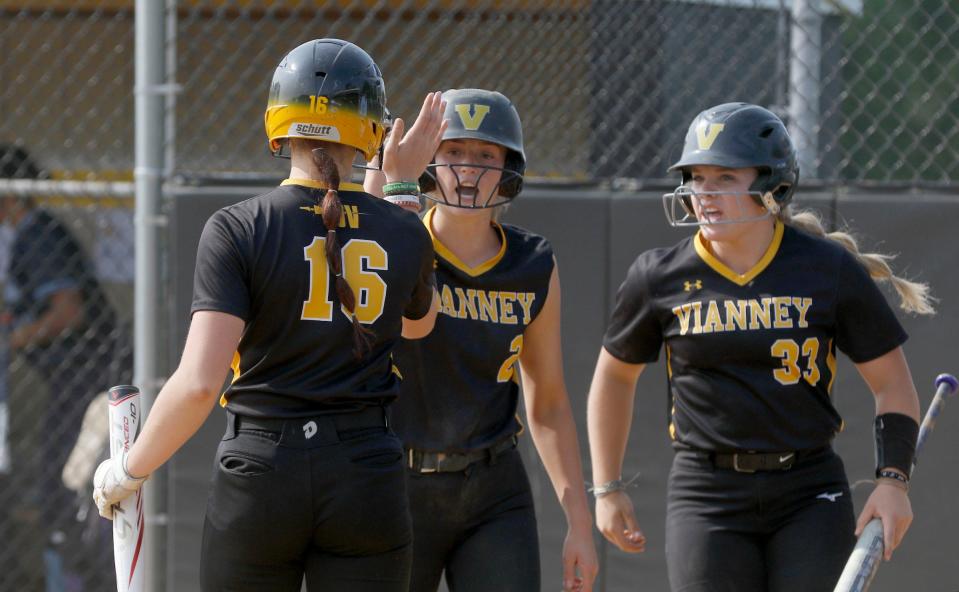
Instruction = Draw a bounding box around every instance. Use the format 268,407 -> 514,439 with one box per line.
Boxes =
604,221 -> 907,452
391,207 -> 554,453
192,179 -> 435,417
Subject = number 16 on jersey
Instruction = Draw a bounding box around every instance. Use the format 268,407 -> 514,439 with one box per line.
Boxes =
107,385 -> 146,592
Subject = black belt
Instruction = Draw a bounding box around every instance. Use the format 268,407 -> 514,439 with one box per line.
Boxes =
234,406 -> 388,432
710,447 -> 828,473
406,435 -> 518,473
228,406 -> 389,447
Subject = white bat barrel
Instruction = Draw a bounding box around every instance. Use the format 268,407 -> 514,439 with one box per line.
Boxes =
833,519 -> 884,592
108,385 -> 146,592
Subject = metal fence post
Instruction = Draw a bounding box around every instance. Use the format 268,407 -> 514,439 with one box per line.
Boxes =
790,0 -> 823,179
135,1 -> 168,590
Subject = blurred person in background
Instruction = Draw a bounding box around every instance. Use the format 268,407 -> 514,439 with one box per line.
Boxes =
0,143 -> 121,590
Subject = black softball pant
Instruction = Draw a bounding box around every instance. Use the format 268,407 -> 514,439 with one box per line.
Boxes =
406,446 -> 540,592
200,411 -> 412,591
665,448 -> 856,592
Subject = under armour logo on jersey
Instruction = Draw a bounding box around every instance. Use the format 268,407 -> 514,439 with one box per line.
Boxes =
816,491 -> 843,502
454,103 -> 490,130
684,280 -> 702,291
303,421 -> 318,439
695,121 -> 725,150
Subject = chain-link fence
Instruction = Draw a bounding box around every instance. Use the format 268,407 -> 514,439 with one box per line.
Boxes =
1,0 -> 957,590
0,144 -> 133,591
1,1 -> 957,185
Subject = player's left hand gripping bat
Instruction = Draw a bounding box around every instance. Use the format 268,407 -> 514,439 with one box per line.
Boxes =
833,373 -> 958,592
107,385 -> 146,592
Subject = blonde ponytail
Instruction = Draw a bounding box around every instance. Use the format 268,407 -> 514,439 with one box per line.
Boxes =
780,208 -> 935,315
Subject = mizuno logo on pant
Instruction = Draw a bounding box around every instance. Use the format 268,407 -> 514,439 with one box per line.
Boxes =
816,491 -> 843,502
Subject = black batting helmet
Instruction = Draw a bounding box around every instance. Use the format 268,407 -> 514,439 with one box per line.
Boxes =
264,39 -> 388,162
669,102 -> 799,211
420,88 -> 526,207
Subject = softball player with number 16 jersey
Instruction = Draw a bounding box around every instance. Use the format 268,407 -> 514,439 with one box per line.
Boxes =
588,103 -> 934,591
92,39 -> 446,591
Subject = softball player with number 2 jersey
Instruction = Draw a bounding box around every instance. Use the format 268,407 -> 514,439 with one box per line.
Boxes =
367,89 -> 598,592
587,103 -> 934,591
92,39 -> 446,591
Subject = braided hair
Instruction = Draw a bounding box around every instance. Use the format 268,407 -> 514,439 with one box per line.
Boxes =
781,208 -> 935,315
312,147 -> 376,357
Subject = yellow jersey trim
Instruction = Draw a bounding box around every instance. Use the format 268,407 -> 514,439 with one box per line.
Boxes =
826,338 -> 837,394
423,206 -> 507,277
669,405 -> 677,440
219,350 -> 242,408
666,344 -> 676,440
694,221 -> 784,286
282,178 -> 366,193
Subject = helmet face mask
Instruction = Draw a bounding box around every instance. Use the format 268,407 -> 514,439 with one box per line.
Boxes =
423,161 -> 523,209
419,89 -> 526,209
663,102 -> 798,227
264,39 -> 388,162
663,187 -> 776,227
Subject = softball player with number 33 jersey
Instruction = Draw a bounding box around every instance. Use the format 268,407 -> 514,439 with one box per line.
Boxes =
92,39 -> 445,591
587,103 -> 935,591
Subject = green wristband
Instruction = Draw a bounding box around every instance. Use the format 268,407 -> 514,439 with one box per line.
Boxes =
383,181 -> 420,196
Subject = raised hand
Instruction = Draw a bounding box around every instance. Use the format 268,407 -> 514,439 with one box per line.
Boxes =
382,91 -> 448,184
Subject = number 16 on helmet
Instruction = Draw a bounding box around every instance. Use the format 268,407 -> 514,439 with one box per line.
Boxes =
264,38 -> 390,162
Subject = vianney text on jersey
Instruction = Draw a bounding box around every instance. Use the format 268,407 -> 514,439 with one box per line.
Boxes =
604,221 -> 907,453
391,207 -> 554,453
191,180 -> 436,418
